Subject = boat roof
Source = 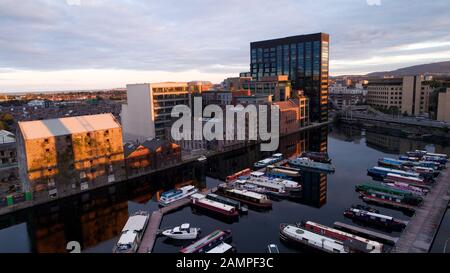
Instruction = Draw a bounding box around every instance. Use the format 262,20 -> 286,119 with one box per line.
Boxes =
228,188 -> 266,199
197,198 -> 235,211
251,171 -> 265,177
181,223 -> 190,229
351,208 -> 393,220
282,225 -> 346,251
122,215 -> 148,232
305,221 -> 383,247
246,180 -> 285,190
180,185 -> 196,190
191,193 -> 206,199
387,173 -> 423,181
206,242 -> 233,253
117,230 -> 137,245
257,158 -> 273,164
181,230 -> 225,253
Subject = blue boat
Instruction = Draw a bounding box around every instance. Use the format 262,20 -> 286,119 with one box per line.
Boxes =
159,185 -> 198,206
378,158 -> 405,169
367,166 -> 420,180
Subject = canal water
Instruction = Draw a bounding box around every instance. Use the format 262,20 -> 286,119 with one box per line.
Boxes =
0,124 -> 449,253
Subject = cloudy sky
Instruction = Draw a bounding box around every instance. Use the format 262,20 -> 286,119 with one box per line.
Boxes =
1,0 -> 450,92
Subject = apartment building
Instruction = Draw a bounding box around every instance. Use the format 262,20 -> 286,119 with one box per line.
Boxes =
17,113 -> 125,200
366,76 -> 432,115
0,130 -> 18,185
121,81 -> 212,142
437,87 -> 450,123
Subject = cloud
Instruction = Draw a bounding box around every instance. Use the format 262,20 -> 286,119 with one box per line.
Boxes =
366,0 -> 381,6
1,0 -> 450,91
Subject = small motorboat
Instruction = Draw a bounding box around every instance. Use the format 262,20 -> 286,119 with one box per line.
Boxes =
267,244 -> 280,253
161,223 -> 200,240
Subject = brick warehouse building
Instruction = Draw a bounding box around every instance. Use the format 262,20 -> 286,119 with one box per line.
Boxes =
17,113 -> 126,200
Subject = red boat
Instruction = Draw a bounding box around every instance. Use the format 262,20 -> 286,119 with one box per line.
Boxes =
226,168 -> 252,182
300,220 -> 384,253
384,173 -> 426,185
191,193 -> 239,218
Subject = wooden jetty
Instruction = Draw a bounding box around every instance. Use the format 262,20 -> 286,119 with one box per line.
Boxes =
334,221 -> 399,246
392,164 -> 450,253
137,198 -> 191,253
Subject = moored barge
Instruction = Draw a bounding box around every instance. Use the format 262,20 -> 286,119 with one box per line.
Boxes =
279,224 -> 348,253
344,208 -> 406,230
180,229 -> 232,253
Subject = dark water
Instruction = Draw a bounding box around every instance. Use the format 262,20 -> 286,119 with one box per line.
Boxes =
0,124 -> 449,253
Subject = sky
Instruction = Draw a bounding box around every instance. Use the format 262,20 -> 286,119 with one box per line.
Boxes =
1,0 -> 450,92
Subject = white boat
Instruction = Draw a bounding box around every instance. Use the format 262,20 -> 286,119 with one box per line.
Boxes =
234,178 -> 288,197
161,223 -> 201,240
159,185 -> 198,206
267,244 -> 280,253
253,153 -> 284,169
289,157 -> 335,172
113,211 -> 149,253
279,224 -> 348,253
249,171 -> 301,192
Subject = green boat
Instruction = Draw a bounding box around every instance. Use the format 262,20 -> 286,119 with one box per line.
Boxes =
356,183 -> 423,205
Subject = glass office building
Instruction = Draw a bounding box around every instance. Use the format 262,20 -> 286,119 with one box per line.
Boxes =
250,33 -> 329,122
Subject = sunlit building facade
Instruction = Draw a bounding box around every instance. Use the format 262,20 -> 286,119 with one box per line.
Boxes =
250,33 -> 330,122
17,114 -> 125,200
121,81 -> 212,142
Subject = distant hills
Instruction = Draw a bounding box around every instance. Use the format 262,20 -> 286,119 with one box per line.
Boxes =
335,61 -> 450,79
366,61 -> 450,78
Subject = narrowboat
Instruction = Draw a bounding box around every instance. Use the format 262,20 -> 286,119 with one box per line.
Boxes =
248,171 -> 302,193
343,208 -> 406,230
399,155 -> 421,162
190,193 -> 239,218
300,220 -> 384,253
180,229 -> 232,253
351,204 -> 379,213
159,185 -> 198,206
233,179 -> 289,198
225,168 -> 252,182
279,224 -> 348,253
367,166 -> 420,180
253,153 -> 284,169
422,155 -> 448,165
265,165 -> 301,181
113,211 -> 149,253
300,151 -> 331,163
355,182 -> 423,203
384,182 -> 428,196
217,183 -> 272,208
206,193 -> 248,214
377,158 -> 405,169
384,173 -> 426,185
361,189 -> 422,206
289,157 -> 335,173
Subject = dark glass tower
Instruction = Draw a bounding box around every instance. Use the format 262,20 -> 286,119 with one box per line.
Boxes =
250,33 -> 329,122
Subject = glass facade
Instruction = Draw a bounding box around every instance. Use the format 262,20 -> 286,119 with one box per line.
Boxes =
250,33 -> 330,122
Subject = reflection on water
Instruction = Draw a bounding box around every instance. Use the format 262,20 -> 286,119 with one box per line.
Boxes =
0,124 -> 448,253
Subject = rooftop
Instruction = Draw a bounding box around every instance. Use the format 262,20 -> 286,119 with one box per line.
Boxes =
18,113 -> 120,140
0,130 -> 15,145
